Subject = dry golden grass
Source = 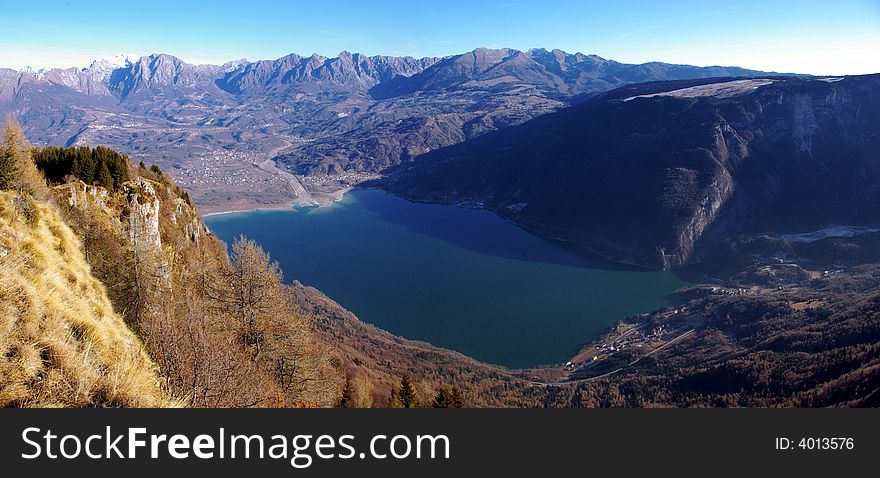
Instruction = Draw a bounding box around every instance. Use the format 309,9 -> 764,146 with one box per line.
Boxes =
0,192 -> 179,407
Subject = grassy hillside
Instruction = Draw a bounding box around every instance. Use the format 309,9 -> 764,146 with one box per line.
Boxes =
2,125 -> 345,408
0,192 -> 178,407
48,157 -> 345,408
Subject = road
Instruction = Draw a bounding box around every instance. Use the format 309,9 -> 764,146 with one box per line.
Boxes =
569,323 -> 644,363
529,329 -> 696,387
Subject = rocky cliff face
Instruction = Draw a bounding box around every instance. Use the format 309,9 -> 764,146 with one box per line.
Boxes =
109,54 -> 222,100
383,75 -> 880,269
7,142 -> 350,407
59,176 -> 207,291
61,181 -> 110,209
124,179 -> 163,252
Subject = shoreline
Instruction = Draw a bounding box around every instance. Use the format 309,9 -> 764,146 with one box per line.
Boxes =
199,185 -> 357,218
201,204 -> 293,218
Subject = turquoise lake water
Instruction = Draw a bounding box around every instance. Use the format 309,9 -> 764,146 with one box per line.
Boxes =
204,188 -> 688,368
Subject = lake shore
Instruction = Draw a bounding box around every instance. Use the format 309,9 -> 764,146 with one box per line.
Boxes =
198,183 -> 356,217
200,203 -> 293,218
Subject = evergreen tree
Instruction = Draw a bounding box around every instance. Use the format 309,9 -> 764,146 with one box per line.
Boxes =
0,132 -> 18,190
432,387 -> 465,408
96,161 -> 114,190
75,152 -> 97,183
450,387 -> 464,408
32,145 -> 131,190
432,388 -> 453,408
70,155 -> 81,182
150,164 -> 163,182
398,375 -> 416,408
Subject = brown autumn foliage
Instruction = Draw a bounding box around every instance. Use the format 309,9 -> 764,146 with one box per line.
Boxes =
1,126 -> 348,407
292,281 -> 545,407
0,192 -> 178,407
57,179 -> 345,407
1,117 -> 49,200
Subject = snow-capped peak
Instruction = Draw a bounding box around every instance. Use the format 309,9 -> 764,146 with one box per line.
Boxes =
220,58 -> 249,72
85,53 -> 137,75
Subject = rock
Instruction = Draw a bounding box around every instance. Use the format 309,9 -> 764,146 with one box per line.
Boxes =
123,179 -> 162,252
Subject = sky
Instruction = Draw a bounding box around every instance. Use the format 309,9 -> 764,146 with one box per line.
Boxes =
1,0 -> 878,75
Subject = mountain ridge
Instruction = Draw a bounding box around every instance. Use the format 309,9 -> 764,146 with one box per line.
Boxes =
1,48 -> 771,102
381,74 -> 880,269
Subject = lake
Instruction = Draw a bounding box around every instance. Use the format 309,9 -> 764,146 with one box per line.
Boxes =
204,188 -> 688,369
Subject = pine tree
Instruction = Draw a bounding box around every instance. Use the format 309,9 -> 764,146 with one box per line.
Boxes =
1,118 -> 47,197
96,161 -> 114,190
432,387 -> 465,408
450,387 -> 464,408
70,155 -> 80,182
398,375 -> 416,408
0,133 -> 17,190
76,152 -> 96,183
432,388 -> 453,408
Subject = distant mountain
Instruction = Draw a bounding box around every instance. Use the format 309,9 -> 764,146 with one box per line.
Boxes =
370,47 -> 762,99
0,48 -> 772,210
273,49 -> 765,177
108,53 -> 223,99
217,51 -> 441,93
383,75 -> 880,269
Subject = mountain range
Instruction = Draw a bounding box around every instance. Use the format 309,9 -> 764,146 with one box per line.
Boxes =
0,48 -> 765,215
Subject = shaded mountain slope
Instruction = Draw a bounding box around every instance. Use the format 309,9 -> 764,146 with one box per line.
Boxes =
383,75 -> 880,269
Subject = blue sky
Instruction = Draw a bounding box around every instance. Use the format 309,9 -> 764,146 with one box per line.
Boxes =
1,0 -> 878,74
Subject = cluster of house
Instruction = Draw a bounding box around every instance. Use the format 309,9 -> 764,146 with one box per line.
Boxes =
564,322 -> 676,371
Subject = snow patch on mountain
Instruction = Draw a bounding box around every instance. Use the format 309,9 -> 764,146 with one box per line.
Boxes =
85,53 -> 137,79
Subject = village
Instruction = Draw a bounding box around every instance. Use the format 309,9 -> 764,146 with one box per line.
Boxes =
564,321 -> 673,372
